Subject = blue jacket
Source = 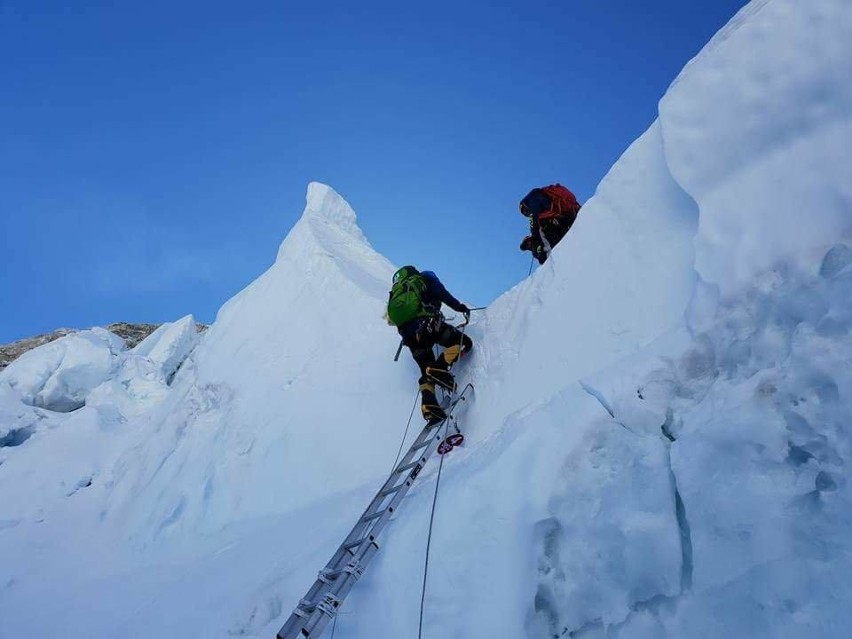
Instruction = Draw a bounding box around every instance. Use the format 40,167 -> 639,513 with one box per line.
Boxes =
521,187 -> 553,242
397,271 -> 466,342
419,271 -> 467,315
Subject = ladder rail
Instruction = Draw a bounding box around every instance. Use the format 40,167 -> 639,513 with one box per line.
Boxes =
335,411 -> 444,550
278,385 -> 472,639
318,422 -> 445,580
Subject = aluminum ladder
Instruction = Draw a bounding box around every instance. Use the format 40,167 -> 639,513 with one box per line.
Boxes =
277,384 -> 472,638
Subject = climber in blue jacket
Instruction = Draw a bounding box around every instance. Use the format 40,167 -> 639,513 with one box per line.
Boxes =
386,265 -> 472,421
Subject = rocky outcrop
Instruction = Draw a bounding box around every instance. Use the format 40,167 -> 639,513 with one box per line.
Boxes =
1,329 -> 78,372
103,323 -> 162,349
0,323 -> 206,372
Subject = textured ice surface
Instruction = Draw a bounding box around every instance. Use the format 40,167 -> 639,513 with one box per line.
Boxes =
131,314 -> 200,381
1,2 -> 851,638
0,327 -> 123,412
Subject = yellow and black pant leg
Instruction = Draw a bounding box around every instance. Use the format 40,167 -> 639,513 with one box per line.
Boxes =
434,322 -> 473,368
399,318 -> 439,381
418,380 -> 446,420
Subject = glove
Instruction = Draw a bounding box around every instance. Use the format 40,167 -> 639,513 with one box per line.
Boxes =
520,235 -> 534,252
459,304 -> 471,323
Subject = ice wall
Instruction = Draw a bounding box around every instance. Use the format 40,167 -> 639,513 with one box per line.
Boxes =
659,0 -> 852,297
470,121 -> 698,432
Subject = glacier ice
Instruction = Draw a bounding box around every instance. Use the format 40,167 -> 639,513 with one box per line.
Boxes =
2,1 -> 852,638
0,327 -> 123,412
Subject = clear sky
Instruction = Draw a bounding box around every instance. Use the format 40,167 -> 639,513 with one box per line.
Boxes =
1,0 -> 747,343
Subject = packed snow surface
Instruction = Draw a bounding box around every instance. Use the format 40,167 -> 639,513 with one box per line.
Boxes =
2,1 -> 851,637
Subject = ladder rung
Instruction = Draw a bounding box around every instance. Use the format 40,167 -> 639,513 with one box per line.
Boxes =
361,507 -> 391,523
380,480 -> 410,497
296,599 -> 316,614
398,458 -> 424,473
344,535 -> 371,551
322,560 -> 364,581
411,437 -> 432,450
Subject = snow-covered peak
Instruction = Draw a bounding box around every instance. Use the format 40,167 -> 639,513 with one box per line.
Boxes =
276,182 -> 369,261
301,181 -> 365,240
270,182 -> 392,302
121,181 -> 403,535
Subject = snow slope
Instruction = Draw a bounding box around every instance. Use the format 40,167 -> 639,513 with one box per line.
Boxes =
1,1 -> 851,637
0,315 -> 199,526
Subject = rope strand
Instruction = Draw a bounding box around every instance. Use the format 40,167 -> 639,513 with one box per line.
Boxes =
390,388 -> 422,474
418,419 -> 450,639
417,319 -> 469,638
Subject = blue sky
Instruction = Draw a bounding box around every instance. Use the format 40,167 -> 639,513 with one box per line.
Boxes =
1,0 -> 746,343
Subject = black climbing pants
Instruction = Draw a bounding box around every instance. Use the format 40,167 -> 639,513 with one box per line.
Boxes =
401,318 -> 473,385
532,219 -> 572,264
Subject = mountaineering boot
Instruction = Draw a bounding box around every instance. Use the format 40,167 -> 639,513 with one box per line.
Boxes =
437,344 -> 463,368
423,403 -> 447,422
425,366 -> 456,392
420,384 -> 446,422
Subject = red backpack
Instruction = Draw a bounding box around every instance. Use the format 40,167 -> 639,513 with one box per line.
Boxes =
539,184 -> 581,224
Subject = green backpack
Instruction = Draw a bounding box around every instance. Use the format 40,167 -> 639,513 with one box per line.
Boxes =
387,266 -> 431,327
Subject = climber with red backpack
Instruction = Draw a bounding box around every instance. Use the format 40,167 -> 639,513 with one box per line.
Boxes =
387,266 -> 473,422
519,184 -> 582,264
